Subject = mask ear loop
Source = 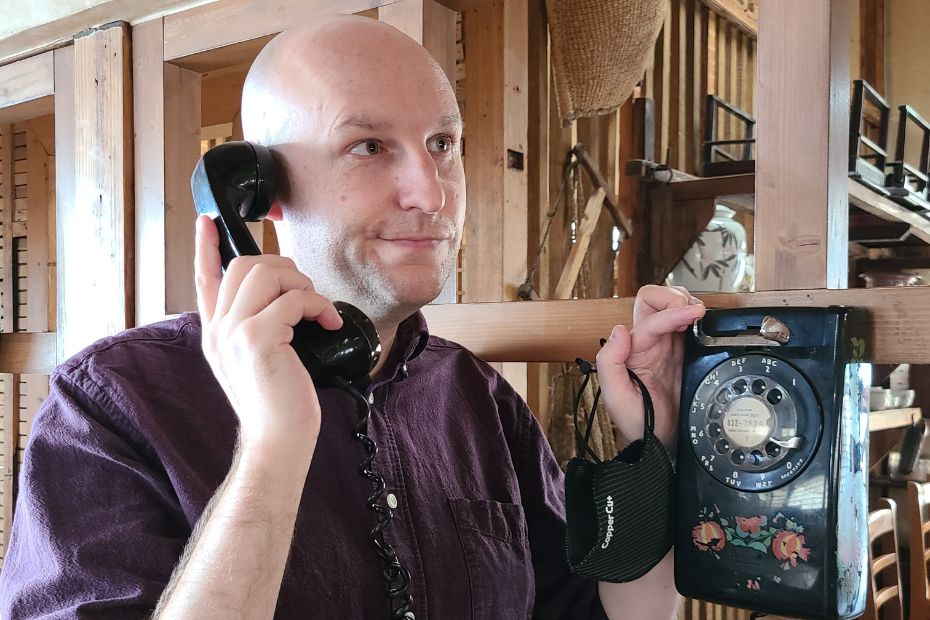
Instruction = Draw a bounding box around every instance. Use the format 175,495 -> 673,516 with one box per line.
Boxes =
574,337 -> 656,463
573,358 -> 601,463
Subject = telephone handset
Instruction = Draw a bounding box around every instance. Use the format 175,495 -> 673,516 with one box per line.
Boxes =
190,140 -> 380,388
191,141 -> 415,619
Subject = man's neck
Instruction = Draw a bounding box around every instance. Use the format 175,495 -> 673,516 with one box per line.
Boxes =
369,321 -> 399,379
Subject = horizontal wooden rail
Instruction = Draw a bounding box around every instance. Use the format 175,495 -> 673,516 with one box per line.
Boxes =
0,332 -> 58,374
422,287 -> 930,364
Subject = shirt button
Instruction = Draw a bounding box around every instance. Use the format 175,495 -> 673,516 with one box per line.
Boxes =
368,393 -> 375,405
401,363 -> 409,377
386,493 -> 399,509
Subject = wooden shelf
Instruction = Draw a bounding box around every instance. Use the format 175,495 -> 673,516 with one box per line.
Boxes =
870,408 -> 922,432
631,161 -> 930,248
847,178 -> 930,245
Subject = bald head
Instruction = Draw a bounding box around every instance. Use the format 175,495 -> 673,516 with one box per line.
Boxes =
241,14 -> 453,147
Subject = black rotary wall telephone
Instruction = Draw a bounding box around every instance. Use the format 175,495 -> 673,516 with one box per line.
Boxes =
191,140 -> 415,619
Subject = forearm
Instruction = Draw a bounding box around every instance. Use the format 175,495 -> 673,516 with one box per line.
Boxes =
597,550 -> 679,620
154,436 -> 314,619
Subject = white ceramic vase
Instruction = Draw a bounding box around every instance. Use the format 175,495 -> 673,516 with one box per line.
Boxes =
666,205 -> 749,293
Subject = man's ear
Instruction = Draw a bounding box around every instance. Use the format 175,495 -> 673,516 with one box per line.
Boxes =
267,201 -> 283,221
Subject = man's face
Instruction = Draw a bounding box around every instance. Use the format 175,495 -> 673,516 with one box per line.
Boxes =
273,50 -> 465,324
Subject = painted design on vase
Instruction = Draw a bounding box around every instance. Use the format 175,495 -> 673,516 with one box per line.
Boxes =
692,508 -> 812,571
667,205 -> 749,293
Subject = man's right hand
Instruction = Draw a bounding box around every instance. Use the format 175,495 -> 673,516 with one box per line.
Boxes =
193,214 -> 343,449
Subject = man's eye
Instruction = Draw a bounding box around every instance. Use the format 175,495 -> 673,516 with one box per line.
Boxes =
350,140 -> 382,155
428,135 -> 455,153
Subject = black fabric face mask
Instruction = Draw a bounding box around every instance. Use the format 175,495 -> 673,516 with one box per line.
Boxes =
564,359 -> 676,583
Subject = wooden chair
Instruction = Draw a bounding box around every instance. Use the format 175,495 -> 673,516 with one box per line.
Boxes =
908,482 -> 930,620
865,498 -> 905,620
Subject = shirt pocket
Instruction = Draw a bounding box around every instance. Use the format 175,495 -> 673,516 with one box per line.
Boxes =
448,497 -> 534,620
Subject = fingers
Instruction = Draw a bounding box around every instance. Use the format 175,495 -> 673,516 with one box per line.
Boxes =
631,303 -> 707,354
633,284 -> 699,324
214,254 -> 310,321
255,289 -> 344,338
596,325 -> 646,440
225,263 -> 318,324
195,215 -> 222,323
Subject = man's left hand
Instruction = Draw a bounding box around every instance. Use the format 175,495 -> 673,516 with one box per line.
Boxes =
596,285 -> 706,448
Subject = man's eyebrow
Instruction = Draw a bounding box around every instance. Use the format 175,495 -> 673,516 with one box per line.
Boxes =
332,114 -> 463,133
333,116 -> 394,132
438,114 -> 463,130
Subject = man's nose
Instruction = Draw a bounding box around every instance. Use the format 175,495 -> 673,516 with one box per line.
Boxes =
396,149 -> 446,214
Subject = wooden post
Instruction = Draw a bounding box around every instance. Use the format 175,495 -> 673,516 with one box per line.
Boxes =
132,18 -> 168,327
133,18 -> 202,324
56,23 -> 134,358
0,126 -> 13,333
526,0 -> 549,424
754,0 -> 851,290
163,64 -> 201,315
0,373 -> 17,559
24,124 -> 50,333
458,0 -> 529,394
379,0 -> 459,305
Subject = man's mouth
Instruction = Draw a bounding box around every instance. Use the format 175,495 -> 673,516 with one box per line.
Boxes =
379,237 -> 448,248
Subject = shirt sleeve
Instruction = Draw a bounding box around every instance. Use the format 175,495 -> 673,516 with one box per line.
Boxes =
0,370 -> 187,619
500,383 -> 610,620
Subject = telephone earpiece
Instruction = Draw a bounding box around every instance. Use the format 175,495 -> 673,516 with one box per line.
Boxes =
191,140 -> 381,386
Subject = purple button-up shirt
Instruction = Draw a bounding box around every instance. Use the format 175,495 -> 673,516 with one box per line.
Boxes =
0,311 -> 608,619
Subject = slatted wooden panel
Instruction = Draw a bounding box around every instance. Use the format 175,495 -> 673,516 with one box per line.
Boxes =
0,373 -> 13,562
4,118 -> 55,337
17,375 -> 49,469
0,125 -> 13,334
0,372 -> 51,566
641,0 -> 757,174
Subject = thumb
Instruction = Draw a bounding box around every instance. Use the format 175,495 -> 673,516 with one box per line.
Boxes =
596,325 -> 646,441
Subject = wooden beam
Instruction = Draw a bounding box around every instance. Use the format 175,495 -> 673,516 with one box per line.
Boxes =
700,0 -> 758,35
0,333 -> 57,374
754,0 -> 850,290
132,18 -> 168,327
163,0 -> 401,63
0,52 -> 54,111
554,188 -> 605,299
53,47 -> 73,360
57,23 -> 133,358
422,287 -> 930,365
163,64 -> 201,316
526,0 -> 550,427
870,408 -> 921,433
0,96 -> 55,126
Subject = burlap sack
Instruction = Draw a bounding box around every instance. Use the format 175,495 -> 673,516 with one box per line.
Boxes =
546,0 -> 668,123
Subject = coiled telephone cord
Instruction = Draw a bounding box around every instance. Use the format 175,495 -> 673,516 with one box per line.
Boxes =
338,378 -> 415,620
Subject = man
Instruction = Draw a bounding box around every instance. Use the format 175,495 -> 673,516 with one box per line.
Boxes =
0,14 -> 704,619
